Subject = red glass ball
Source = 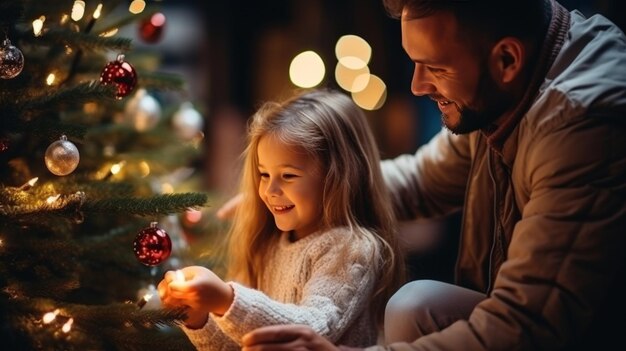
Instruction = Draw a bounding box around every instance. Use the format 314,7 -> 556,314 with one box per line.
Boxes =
0,137 -> 9,153
133,223 -> 172,266
100,55 -> 137,99
139,12 -> 166,44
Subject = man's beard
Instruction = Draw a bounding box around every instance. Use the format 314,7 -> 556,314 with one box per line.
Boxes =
443,61 -> 514,135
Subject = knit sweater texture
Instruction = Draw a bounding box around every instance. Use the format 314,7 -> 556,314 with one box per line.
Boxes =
182,227 -> 381,350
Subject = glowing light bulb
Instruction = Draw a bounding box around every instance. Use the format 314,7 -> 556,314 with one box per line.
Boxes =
175,270 -> 185,282
61,318 -> 73,333
33,16 -> 45,36
43,309 -> 60,324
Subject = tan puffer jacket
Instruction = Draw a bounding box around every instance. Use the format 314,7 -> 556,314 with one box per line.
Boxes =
376,2 -> 626,350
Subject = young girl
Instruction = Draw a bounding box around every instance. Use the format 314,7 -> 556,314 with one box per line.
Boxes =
157,88 -> 405,349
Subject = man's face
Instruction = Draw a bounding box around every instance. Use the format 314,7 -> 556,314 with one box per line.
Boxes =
400,9 -> 513,134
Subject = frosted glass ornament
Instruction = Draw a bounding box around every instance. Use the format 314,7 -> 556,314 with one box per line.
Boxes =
45,135 -> 80,176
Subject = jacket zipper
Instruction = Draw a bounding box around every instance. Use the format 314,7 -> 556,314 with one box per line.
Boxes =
486,150 -> 499,294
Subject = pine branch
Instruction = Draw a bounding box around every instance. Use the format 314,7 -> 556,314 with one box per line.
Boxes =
136,70 -> 186,91
83,193 -> 210,216
19,81 -> 117,113
3,298 -> 194,351
0,188 -> 86,217
56,180 -> 137,199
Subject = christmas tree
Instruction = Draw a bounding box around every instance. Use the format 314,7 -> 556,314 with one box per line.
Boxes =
0,1 -> 219,349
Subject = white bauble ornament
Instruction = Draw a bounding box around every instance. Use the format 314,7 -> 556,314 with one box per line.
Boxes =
172,102 -> 203,140
45,135 -> 80,176
124,89 -> 162,131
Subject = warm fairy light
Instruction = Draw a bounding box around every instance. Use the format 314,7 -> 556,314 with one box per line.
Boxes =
46,73 -> 56,85
137,293 -> 152,309
32,16 -> 45,36
19,177 -> 39,190
99,28 -> 118,37
61,318 -> 73,333
93,3 -> 103,19
110,161 -> 126,175
161,183 -> 174,194
46,194 -> 61,204
128,0 -> 146,14
139,161 -> 150,177
71,1 -> 86,21
174,270 -> 185,283
43,309 -> 60,324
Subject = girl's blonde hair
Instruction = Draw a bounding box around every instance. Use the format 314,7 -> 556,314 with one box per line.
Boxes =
226,88 -> 405,324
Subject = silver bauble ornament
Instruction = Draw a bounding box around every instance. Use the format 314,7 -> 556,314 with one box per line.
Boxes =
124,89 -> 162,131
45,135 -> 80,176
0,38 -> 25,79
172,102 -> 204,140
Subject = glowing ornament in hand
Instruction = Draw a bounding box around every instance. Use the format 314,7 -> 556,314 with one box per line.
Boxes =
0,38 -> 24,79
100,54 -> 137,99
45,135 -> 80,176
133,222 -> 172,266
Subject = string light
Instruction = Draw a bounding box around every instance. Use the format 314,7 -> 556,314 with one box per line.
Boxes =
42,309 -> 60,324
46,194 -> 61,204
137,293 -> 152,309
161,183 -> 174,194
46,73 -> 56,85
61,318 -> 74,333
32,16 -> 45,36
110,161 -> 126,175
19,177 -> 39,191
71,1 -> 86,21
93,4 -> 103,19
84,3 -> 103,32
99,28 -> 118,37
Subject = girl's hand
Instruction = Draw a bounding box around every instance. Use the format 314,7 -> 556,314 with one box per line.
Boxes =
162,266 -> 234,316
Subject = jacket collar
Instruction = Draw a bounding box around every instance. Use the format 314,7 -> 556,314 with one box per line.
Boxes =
483,0 -> 570,159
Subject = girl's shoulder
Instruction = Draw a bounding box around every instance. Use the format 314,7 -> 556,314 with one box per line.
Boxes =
313,226 -> 379,257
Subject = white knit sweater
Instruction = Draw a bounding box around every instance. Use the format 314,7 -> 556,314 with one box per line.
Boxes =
181,227 -> 381,350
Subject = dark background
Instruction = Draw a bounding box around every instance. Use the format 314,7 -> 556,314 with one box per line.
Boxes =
143,0 -> 625,282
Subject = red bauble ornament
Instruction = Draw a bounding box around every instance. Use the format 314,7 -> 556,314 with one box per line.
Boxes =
100,54 -> 137,99
0,136 -> 9,153
133,222 -> 172,266
139,12 -> 166,44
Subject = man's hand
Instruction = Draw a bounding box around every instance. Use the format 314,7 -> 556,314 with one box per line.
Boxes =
242,325 -> 352,351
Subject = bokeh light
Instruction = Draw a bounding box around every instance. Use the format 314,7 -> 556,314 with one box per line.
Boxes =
289,51 -> 325,88
351,74 -> 387,111
335,61 -> 370,93
335,34 -> 371,70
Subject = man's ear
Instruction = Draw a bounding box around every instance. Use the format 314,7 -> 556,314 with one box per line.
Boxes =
490,37 -> 525,84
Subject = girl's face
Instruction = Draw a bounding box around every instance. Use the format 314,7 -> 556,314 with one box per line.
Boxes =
257,135 -> 325,240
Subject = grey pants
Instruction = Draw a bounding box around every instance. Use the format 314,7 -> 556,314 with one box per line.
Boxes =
384,280 -> 486,344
